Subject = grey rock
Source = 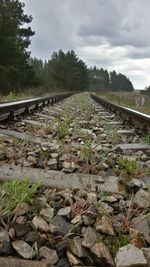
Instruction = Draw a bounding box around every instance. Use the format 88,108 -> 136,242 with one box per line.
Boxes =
90,242 -> 114,266
40,207 -> 54,222
51,152 -> 59,158
62,162 -> 71,169
47,158 -> 57,169
126,179 -> 147,193
95,215 -> 115,236
82,227 -> 97,248
71,215 -> 82,224
69,236 -> 87,258
142,248 -> 150,266
25,231 -> 39,243
0,231 -> 12,255
12,240 -> 35,259
51,215 -> 70,235
39,246 -> 58,265
16,216 -> 26,225
115,244 -> 148,267
56,257 -> 70,267
57,206 -> 71,218
57,240 -> 69,258
97,201 -> 114,214
67,251 -> 83,266
134,189 -> 150,208
131,216 -> 150,237
86,192 -> 97,203
27,156 -> 36,165
83,215 -> 95,226
141,154 -> 149,162
104,195 -> 118,203
32,216 -> 49,232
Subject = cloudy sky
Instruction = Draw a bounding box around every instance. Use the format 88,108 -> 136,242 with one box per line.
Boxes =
23,0 -> 150,89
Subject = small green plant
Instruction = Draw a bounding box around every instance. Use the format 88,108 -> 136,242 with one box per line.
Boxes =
103,227 -> 129,254
139,134 -> 150,144
57,120 -> 70,139
80,139 -> 93,163
114,159 -> 137,176
40,148 -> 50,159
0,178 -> 42,218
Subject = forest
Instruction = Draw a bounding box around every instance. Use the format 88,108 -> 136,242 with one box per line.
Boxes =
0,0 -> 143,96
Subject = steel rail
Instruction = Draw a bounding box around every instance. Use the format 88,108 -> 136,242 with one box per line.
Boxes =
91,94 -> 150,131
0,93 -> 72,122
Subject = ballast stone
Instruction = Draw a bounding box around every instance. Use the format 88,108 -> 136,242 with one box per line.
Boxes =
115,244 -> 148,267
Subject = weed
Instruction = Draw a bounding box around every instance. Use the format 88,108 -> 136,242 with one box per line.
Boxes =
80,139 -> 93,163
39,148 -> 50,159
103,227 -> 129,254
0,178 -> 42,219
70,199 -> 95,218
118,195 -> 150,232
57,120 -> 70,140
139,134 -> 150,144
114,159 -> 137,176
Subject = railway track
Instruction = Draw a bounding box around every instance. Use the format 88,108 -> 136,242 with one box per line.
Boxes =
91,94 -> 150,132
0,92 -> 72,122
0,92 -> 150,267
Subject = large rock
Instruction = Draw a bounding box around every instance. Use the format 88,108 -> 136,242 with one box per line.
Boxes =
82,227 -> 97,248
39,246 -> 58,265
56,257 -> 70,267
126,179 -> 147,193
67,251 -> 83,266
97,201 -> 114,214
0,231 -> 12,255
47,158 -> 57,169
131,216 -> 150,237
69,236 -> 87,258
115,244 -> 148,267
57,240 -> 68,258
57,206 -> 71,218
95,215 -> 115,236
90,242 -> 114,266
142,248 -> 150,266
12,240 -> 35,259
134,189 -> 150,208
51,215 -> 70,235
32,216 -> 49,232
40,207 -> 54,222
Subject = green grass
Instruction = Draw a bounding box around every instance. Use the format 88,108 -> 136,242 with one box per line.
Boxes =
103,227 -> 129,255
57,120 -> 70,139
0,178 -> 42,218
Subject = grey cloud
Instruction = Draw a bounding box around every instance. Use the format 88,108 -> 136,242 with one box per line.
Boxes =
126,48 -> 150,59
23,0 -> 150,88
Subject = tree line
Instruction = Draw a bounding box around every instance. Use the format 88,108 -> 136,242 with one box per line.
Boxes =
0,0 -> 134,96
